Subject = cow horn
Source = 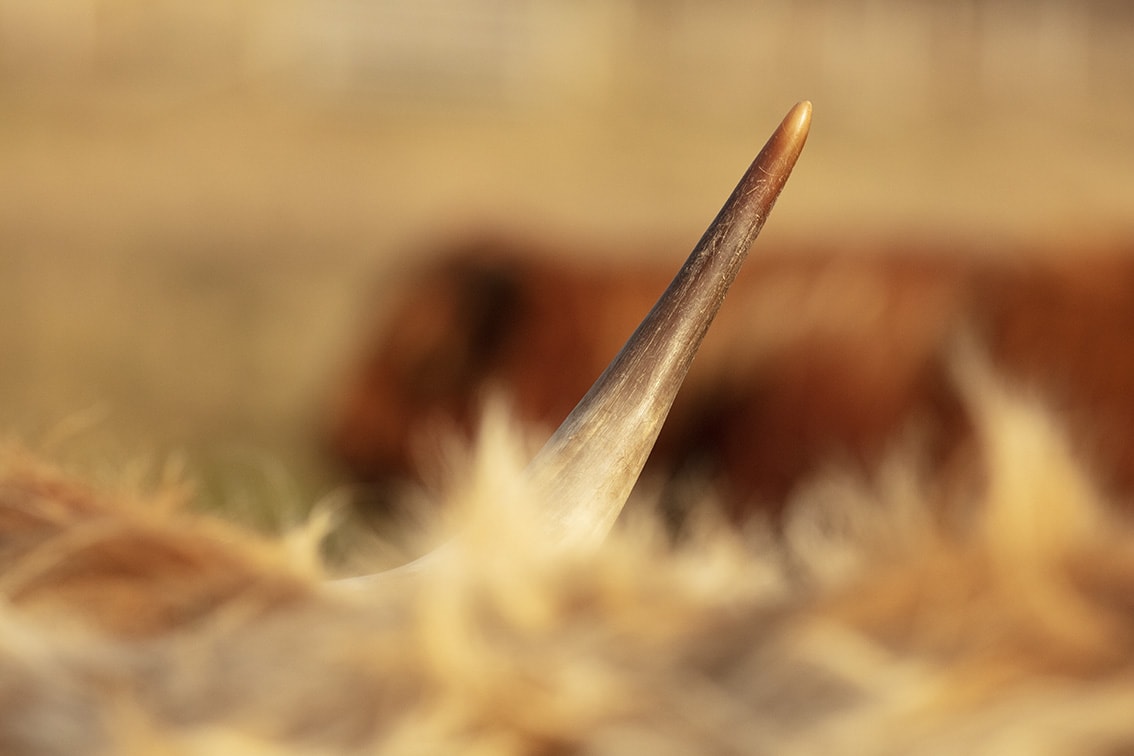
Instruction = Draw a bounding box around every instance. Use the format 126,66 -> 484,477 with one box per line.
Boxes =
528,100 -> 812,546
337,101 -> 810,583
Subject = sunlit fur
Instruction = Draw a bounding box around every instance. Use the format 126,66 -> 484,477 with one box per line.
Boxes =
3,356 -> 1134,754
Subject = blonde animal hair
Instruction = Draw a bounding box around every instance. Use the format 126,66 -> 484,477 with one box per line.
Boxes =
3,360 -> 1134,754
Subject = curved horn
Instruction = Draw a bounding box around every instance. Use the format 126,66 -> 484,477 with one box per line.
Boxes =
528,101 -> 812,545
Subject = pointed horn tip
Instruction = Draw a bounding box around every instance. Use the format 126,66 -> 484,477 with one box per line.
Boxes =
767,100 -> 812,164
786,100 -> 813,135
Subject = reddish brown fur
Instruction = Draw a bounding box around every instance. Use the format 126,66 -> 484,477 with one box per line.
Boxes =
328,231 -> 1134,520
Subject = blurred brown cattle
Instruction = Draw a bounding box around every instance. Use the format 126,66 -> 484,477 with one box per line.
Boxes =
327,230 -> 1134,521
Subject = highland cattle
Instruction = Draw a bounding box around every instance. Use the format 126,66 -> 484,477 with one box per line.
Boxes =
328,226 -> 1134,525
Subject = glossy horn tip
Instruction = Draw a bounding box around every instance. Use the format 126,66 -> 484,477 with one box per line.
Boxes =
775,100 -> 812,153
786,100 -> 812,139
757,100 -> 811,192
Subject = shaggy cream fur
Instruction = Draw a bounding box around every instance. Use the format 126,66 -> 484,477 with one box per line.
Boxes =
2,365 -> 1134,755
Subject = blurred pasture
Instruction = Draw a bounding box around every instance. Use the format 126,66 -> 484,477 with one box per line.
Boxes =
1,0 -> 1132,516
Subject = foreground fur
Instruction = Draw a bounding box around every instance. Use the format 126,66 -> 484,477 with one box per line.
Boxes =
4,368 -> 1134,754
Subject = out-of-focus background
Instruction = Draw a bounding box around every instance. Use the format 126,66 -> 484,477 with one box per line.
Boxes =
2,0 -> 1132,518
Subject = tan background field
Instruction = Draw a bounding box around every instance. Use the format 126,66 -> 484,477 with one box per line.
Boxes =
1,0 -> 1132,520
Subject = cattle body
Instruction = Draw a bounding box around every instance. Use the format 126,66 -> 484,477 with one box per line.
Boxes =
329,233 -> 1134,521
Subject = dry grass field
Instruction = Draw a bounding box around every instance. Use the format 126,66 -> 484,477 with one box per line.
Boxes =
1,0 -> 1132,525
